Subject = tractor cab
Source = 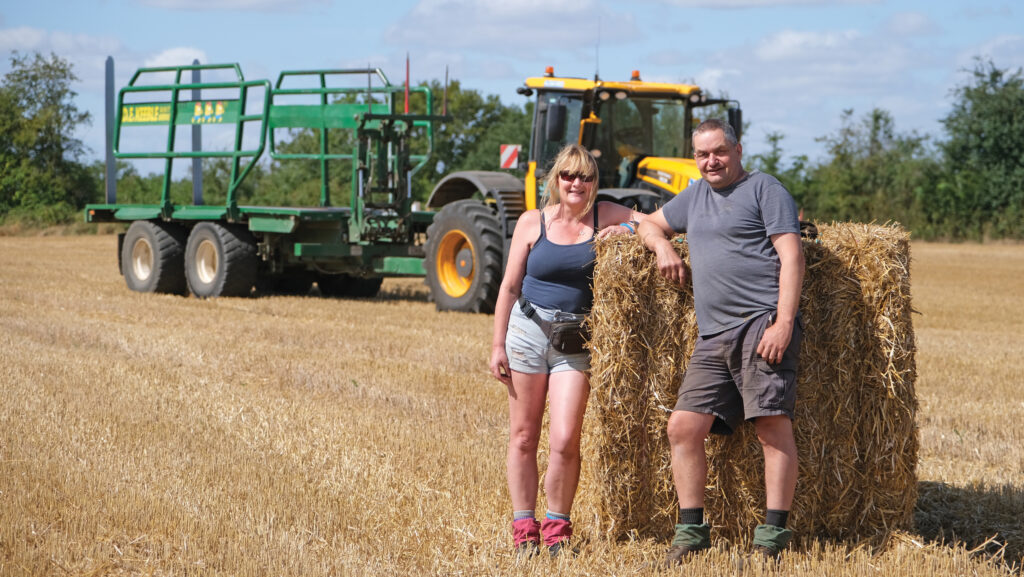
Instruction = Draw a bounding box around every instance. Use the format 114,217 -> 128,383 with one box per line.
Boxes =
518,67 -> 742,211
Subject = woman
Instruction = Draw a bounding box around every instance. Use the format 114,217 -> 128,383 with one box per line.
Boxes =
489,144 -> 645,557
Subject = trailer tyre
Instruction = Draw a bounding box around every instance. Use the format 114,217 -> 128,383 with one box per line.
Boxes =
121,220 -> 187,294
185,222 -> 258,298
424,199 -> 502,313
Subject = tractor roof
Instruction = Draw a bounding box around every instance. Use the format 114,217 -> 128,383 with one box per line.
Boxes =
524,70 -> 702,98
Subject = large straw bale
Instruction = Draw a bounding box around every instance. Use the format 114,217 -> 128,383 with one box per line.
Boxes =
577,222 -> 917,547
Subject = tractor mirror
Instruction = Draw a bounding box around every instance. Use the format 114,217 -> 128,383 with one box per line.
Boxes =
728,107 -> 743,142
580,118 -> 598,149
546,102 -> 567,142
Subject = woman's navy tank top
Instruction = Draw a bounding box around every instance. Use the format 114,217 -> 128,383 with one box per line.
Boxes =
520,205 -> 598,314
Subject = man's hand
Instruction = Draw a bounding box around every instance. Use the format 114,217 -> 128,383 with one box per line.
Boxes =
758,232 -> 804,365
654,243 -> 688,286
638,210 -> 687,286
757,317 -> 792,365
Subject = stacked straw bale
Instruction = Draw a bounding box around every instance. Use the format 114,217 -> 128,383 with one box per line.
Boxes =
577,222 -> 918,547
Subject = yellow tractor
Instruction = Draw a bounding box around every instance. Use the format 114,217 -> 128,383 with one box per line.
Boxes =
423,66 -> 742,313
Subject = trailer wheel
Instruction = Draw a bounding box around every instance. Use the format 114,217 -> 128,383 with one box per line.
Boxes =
424,199 -> 502,313
317,274 -> 383,298
185,222 -> 257,298
121,221 -> 187,294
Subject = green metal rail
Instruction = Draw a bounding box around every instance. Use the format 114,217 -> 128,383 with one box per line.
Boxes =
267,68 -> 437,208
114,63 -> 271,220
88,62 -> 447,277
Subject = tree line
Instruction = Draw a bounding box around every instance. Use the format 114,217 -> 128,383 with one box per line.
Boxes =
1,51 -> 1021,240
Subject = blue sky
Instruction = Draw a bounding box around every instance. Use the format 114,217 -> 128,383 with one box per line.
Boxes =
2,0 -> 1022,168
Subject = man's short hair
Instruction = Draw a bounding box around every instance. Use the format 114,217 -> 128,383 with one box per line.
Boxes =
693,118 -> 738,147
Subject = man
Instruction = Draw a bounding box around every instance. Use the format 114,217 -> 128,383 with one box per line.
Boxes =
637,118 -> 805,564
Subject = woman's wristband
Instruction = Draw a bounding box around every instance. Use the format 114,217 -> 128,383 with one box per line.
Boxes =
620,221 -> 637,234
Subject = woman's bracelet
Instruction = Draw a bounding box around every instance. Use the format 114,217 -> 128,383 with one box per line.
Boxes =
620,220 -> 638,234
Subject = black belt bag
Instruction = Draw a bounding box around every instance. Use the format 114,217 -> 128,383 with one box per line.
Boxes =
518,297 -> 590,354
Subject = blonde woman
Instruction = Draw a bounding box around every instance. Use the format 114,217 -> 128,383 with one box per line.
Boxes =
489,144 -> 644,557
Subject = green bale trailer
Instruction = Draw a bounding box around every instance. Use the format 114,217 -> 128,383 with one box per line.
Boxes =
87,62 -> 455,302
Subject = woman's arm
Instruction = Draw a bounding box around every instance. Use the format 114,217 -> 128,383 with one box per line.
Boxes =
595,201 -> 647,239
490,209 -> 541,385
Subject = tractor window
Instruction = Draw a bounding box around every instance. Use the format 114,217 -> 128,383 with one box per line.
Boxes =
592,96 -> 690,187
647,98 -> 689,158
532,93 -> 583,178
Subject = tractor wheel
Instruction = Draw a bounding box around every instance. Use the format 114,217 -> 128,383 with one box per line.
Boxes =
317,274 -> 383,298
424,199 -> 503,313
121,220 -> 187,294
184,222 -> 258,298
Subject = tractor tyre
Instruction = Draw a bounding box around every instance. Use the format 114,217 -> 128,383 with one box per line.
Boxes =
317,274 -> 383,298
121,220 -> 188,295
424,199 -> 503,313
184,222 -> 258,298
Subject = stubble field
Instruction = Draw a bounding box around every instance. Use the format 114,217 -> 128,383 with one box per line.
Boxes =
1,234 -> 1022,576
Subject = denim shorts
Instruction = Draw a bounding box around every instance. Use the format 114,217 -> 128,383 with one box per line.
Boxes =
674,311 -> 802,435
505,299 -> 590,374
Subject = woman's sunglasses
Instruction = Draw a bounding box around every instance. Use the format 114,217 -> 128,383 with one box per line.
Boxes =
559,170 -> 595,183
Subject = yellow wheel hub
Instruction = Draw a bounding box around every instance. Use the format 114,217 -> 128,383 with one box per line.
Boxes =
436,230 -> 475,298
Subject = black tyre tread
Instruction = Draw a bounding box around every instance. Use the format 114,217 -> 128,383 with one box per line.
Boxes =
185,223 -> 257,298
424,199 -> 503,313
122,221 -> 187,294
214,224 -> 258,297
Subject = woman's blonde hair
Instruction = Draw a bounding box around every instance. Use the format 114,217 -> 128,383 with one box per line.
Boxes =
541,144 -> 600,217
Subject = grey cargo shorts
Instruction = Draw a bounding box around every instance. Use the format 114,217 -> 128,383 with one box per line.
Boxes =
674,311 -> 803,435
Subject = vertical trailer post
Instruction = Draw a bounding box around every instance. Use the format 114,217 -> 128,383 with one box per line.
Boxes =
104,56 -> 116,203
192,60 -> 203,205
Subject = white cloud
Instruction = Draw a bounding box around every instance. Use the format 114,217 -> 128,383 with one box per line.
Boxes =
139,0 -> 328,11
377,0 -> 642,96
0,27 -> 123,90
387,0 -> 639,58
412,0 -> 592,16
680,18 -> 959,161
0,27 -> 120,59
959,4 -> 1014,20
885,12 -> 940,36
643,0 -> 878,7
143,47 -> 208,69
646,48 -> 696,68
693,67 -> 743,95
755,29 -> 860,62
958,34 -> 1024,70
0,26 -> 48,53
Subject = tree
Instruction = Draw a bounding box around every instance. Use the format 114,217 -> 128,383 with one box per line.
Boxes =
938,58 -> 1024,239
411,79 -> 531,202
749,131 -> 810,212
0,51 -> 97,224
804,108 -> 939,231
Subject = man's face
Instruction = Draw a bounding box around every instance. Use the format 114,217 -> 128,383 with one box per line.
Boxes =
693,129 -> 743,189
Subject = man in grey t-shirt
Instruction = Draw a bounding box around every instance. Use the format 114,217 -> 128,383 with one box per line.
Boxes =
637,119 -> 805,565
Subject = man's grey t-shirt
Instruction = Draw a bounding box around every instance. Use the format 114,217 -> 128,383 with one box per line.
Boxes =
661,171 -> 800,336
